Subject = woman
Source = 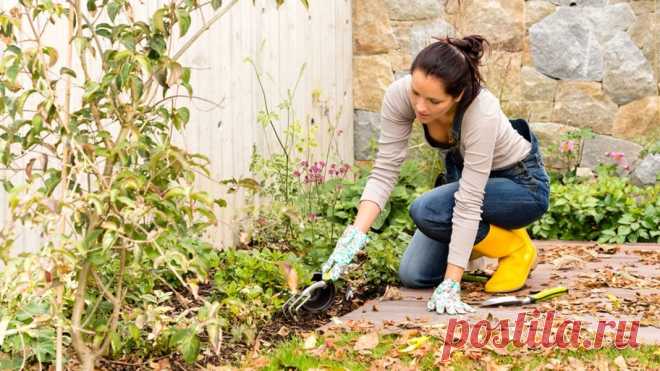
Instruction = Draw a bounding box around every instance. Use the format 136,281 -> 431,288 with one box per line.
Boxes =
321,35 -> 550,315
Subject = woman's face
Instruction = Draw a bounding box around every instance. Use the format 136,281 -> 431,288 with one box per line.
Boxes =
410,69 -> 463,124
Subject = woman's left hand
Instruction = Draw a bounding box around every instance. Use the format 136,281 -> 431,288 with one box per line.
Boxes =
427,277 -> 476,315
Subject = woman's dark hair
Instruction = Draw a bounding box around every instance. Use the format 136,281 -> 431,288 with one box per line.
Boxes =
410,35 -> 490,110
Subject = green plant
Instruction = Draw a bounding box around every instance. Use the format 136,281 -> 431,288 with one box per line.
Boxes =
531,165 -> 659,243
546,128 -> 594,183
639,139 -> 660,158
0,0 -> 307,368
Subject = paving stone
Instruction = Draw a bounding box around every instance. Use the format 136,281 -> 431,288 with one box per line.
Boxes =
325,241 -> 660,345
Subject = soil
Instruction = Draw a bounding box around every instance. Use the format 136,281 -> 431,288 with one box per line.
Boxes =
94,282 -> 385,370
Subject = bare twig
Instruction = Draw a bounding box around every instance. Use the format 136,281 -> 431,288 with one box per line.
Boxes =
153,95 -> 225,110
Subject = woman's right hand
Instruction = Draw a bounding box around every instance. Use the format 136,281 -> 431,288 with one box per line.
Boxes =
321,225 -> 370,281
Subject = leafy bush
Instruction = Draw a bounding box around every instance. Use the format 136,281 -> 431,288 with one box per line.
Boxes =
0,0 -> 307,368
532,165 -> 659,243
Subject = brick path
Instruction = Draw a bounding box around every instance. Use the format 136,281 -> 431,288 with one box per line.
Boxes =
324,241 -> 660,345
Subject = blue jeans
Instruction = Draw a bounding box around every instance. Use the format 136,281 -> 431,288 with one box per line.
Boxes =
399,119 -> 550,288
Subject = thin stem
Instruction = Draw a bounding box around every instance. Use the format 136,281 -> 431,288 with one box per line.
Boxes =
71,261 -> 96,370
98,247 -> 126,356
247,58 -> 289,204
152,95 -> 225,109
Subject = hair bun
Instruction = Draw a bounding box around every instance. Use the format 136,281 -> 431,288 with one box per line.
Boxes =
452,35 -> 488,63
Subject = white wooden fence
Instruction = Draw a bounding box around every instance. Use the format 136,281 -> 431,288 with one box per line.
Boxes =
0,0 -> 354,255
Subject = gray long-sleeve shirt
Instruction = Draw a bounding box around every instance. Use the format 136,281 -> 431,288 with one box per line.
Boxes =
360,74 -> 532,269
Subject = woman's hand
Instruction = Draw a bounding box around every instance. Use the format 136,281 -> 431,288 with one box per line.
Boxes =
427,277 -> 476,315
321,225 -> 370,281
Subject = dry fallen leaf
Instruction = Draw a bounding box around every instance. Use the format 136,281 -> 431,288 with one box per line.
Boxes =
381,285 -> 403,301
354,332 -> 379,351
303,334 -> 317,350
551,255 -> 585,270
149,358 -> 172,371
277,325 -> 290,337
278,262 -> 299,294
248,356 -> 270,369
567,356 -> 587,371
596,245 -> 620,255
614,355 -> 629,371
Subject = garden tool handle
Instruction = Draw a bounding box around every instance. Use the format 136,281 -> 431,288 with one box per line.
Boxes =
530,286 -> 568,303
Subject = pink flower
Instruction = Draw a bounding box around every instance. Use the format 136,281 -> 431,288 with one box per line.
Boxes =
300,160 -> 309,167
336,129 -> 344,136
559,140 -> 575,153
292,170 -> 301,177
606,151 -> 625,161
308,213 -> 317,221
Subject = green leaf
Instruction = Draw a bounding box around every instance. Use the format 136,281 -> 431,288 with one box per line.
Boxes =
177,107 -> 190,125
617,225 -> 631,236
86,0 -> 97,12
175,8 -> 191,37
153,8 -> 167,34
2,180 -> 14,193
107,1 -> 121,22
14,89 -> 36,116
214,198 -> 227,208
211,0 -> 222,10
171,328 -> 200,363
42,46 -> 59,67
371,201 -> 391,230
118,62 -> 132,89
43,169 -> 62,197
60,66 -> 77,78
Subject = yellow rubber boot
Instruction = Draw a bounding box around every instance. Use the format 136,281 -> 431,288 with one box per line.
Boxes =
472,225 -> 537,293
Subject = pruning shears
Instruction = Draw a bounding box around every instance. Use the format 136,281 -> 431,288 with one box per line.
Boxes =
480,286 -> 569,307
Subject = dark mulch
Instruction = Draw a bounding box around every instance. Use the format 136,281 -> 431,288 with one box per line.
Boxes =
95,281 -> 385,370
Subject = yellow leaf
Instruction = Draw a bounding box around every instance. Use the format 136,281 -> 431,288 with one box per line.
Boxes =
400,335 -> 430,353
607,293 -> 621,310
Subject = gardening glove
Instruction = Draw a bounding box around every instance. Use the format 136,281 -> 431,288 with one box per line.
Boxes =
321,225 -> 370,281
427,278 -> 476,315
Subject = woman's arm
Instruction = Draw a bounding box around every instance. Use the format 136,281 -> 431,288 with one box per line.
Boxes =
445,97 -> 500,280
444,264 -> 465,282
353,200 -> 381,234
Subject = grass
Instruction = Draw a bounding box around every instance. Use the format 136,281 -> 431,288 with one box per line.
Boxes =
246,331 -> 660,370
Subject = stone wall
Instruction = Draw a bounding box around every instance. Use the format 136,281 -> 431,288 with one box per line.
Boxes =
352,0 -> 659,184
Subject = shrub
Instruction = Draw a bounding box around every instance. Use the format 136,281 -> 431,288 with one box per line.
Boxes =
532,165 -> 659,243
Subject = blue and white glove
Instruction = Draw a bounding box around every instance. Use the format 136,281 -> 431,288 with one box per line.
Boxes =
427,278 -> 476,315
321,225 -> 369,281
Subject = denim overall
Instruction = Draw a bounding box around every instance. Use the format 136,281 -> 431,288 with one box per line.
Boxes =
398,110 -> 551,288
